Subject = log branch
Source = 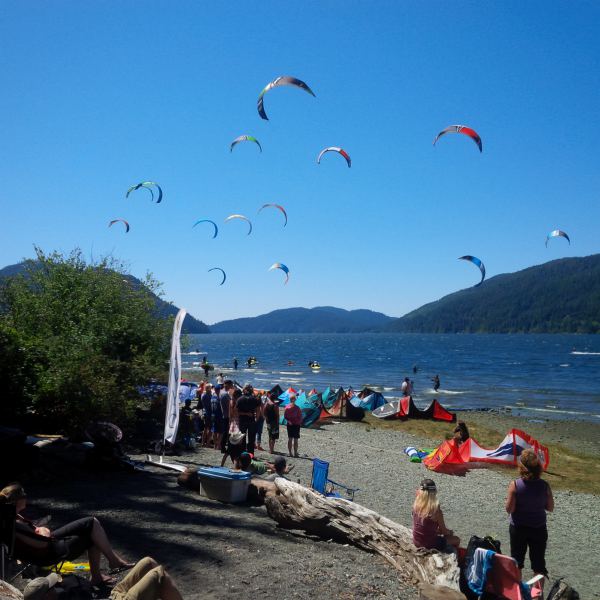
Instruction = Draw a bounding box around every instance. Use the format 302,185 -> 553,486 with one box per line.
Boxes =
264,478 -> 460,591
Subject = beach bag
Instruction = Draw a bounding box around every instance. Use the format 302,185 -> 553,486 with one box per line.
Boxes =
464,535 -> 501,572
546,578 -> 580,600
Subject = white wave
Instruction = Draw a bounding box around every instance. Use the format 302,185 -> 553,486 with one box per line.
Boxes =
570,351 -> 600,356
383,387 -> 396,391
423,387 -> 464,395
559,364 -> 570,368
279,371 -> 303,375
186,351 -> 204,355
508,405 -> 592,417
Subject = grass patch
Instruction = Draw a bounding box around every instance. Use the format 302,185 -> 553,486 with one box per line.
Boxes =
364,413 -> 600,495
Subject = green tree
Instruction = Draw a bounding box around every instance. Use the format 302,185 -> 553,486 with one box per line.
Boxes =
0,248 -> 172,435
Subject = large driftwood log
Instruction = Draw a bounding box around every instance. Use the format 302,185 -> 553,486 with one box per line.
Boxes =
265,479 -> 460,591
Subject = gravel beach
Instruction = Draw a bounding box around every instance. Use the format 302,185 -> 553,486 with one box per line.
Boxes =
20,414 -> 600,599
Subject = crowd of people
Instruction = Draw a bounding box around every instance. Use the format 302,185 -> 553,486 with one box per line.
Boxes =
179,380 -> 303,461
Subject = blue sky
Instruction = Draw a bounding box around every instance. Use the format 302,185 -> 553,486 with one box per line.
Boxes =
1,1 -> 599,324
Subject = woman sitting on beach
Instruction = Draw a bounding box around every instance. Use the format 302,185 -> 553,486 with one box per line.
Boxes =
452,421 -> 470,445
505,448 -> 554,578
0,483 -> 134,587
412,479 -> 460,552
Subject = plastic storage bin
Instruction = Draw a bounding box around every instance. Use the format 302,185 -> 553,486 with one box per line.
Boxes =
198,467 -> 251,503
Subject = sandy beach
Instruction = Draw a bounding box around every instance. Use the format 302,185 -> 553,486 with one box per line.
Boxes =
14,410 -> 599,600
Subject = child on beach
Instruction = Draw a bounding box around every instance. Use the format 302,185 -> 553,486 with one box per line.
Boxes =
284,394 -> 302,457
505,448 -> 554,578
412,479 -> 460,552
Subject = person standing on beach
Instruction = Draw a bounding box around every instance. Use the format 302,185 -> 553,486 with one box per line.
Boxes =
216,372 -> 224,386
219,380 -> 233,453
401,377 -> 413,397
505,449 -> 554,578
200,384 -> 213,447
284,394 -> 302,457
255,392 -> 267,452
264,392 -> 280,454
236,384 -> 260,454
210,386 -> 223,450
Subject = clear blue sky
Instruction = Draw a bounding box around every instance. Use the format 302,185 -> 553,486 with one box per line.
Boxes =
1,2 -> 599,324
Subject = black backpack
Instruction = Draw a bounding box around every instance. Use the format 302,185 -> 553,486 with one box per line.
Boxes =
461,535 -> 502,600
546,578 -> 580,600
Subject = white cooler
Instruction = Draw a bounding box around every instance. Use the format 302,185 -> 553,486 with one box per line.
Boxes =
198,467 -> 251,503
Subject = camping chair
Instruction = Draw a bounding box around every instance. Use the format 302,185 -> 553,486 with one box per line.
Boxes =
470,548 -> 545,600
311,458 -> 359,501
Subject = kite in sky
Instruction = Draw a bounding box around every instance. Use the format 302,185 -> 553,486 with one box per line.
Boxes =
126,181 -> 163,203
433,125 -> 482,152
269,262 -> 290,285
208,267 -> 226,286
108,218 -> 130,233
258,203 -> 287,227
257,76 -> 315,120
193,219 -> 218,238
230,135 -> 262,153
459,255 -> 486,286
317,147 -> 351,168
545,229 -> 570,247
224,214 -> 252,235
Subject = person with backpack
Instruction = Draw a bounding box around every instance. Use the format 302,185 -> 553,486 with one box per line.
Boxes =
505,448 -> 554,578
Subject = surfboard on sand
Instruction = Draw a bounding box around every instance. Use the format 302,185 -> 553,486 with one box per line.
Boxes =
372,399 -> 401,419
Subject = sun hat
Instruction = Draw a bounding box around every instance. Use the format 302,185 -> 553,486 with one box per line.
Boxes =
24,573 -> 61,600
419,478 -> 437,492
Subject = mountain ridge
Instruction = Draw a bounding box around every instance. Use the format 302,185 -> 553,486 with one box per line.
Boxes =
211,306 -> 395,333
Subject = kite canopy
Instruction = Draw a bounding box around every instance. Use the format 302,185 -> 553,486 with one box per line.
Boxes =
126,181 -> 163,203
230,135 -> 262,153
269,262 -> 290,285
193,219 -> 218,238
317,147 -> 351,168
459,255 -> 486,287
423,428 -> 549,472
208,267 -> 226,286
224,214 -> 252,235
257,75 -> 315,120
108,218 -> 130,233
545,229 -> 570,247
433,125 -> 483,152
258,203 -> 287,227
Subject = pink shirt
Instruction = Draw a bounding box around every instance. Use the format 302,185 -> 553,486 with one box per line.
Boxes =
284,404 -> 303,426
412,511 -> 440,549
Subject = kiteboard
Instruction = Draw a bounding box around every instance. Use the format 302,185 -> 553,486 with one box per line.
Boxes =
42,561 -> 90,574
372,399 -> 401,419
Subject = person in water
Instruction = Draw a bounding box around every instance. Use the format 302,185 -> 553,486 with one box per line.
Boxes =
233,358 -> 238,370
412,364 -> 418,374
505,449 -> 554,578
432,374 -> 441,392
412,478 -> 459,552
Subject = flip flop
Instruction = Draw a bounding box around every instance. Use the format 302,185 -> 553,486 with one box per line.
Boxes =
91,575 -> 117,587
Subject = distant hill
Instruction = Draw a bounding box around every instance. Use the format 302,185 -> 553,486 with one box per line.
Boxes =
0,261 -> 210,334
211,306 -> 396,333
387,255 -> 600,333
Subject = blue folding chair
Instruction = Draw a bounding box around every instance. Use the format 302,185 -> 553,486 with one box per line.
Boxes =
311,458 -> 359,501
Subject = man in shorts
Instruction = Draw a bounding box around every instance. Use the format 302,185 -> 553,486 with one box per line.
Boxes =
283,394 -> 302,457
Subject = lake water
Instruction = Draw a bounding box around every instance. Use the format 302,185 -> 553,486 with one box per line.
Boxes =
182,333 -> 600,422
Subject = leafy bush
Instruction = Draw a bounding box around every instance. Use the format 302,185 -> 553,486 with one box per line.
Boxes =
0,248 -> 172,435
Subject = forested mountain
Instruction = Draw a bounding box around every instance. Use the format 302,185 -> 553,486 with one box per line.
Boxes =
211,306 -> 395,333
0,261 -> 210,334
386,255 -> 600,333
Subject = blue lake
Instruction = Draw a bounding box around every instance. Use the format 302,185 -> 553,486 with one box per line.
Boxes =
182,333 -> 600,421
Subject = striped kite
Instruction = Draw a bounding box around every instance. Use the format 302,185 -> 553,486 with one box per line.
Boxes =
269,262 -> 290,285
257,76 -> 315,121
545,229 -> 570,247
126,181 -> 163,203
224,214 -> 252,235
317,147 -> 351,168
433,125 -> 482,153
230,135 -> 262,153
258,203 -> 287,227
459,255 -> 485,287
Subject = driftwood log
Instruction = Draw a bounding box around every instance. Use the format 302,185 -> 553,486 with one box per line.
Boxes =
264,478 -> 461,591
